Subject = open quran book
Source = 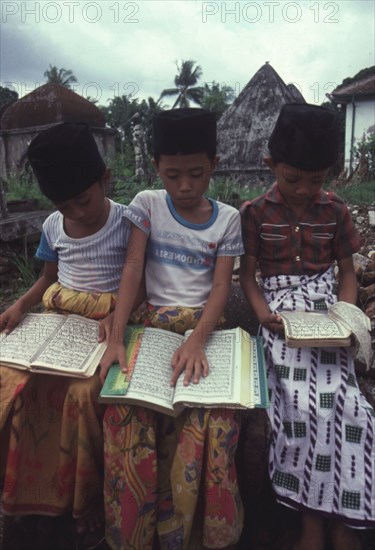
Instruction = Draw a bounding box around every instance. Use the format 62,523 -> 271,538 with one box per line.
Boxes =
0,313 -> 106,378
279,302 -> 372,368
99,325 -> 269,416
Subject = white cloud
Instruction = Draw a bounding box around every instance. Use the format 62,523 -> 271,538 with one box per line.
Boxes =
0,0 -> 374,106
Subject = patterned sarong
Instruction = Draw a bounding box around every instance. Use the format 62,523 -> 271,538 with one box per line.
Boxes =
103,305 -> 243,550
0,283 -> 119,518
260,268 -> 375,528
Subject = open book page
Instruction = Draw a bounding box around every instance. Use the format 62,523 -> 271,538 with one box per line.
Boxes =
0,313 -> 66,369
99,326 -> 269,411
34,315 -> 106,376
173,327 -> 253,409
119,327 -> 184,413
328,302 -> 373,369
279,311 -> 351,345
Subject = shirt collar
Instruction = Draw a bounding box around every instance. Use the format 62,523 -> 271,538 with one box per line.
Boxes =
265,182 -> 332,206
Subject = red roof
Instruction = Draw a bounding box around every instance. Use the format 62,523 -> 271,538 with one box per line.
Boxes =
332,74 -> 375,99
1,83 -> 105,129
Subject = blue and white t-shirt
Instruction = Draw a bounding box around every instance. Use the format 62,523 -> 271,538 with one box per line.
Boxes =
36,200 -> 130,293
124,189 -> 244,307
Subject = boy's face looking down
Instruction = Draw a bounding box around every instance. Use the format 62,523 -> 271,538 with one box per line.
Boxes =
155,153 -> 218,217
53,169 -> 110,229
265,157 -> 329,210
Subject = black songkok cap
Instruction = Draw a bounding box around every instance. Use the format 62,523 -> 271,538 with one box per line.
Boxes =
27,122 -> 106,202
268,103 -> 339,171
152,108 -> 217,157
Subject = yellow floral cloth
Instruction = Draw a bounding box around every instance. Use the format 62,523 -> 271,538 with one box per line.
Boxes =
103,304 -> 243,550
1,283 -> 118,518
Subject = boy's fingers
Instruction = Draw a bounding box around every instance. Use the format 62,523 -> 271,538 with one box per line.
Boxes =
201,358 -> 209,378
171,349 -> 181,369
98,324 -> 105,342
119,356 -> 128,374
3,321 -> 16,334
191,360 -> 202,385
170,357 -> 186,385
183,358 -> 196,386
170,366 -> 180,386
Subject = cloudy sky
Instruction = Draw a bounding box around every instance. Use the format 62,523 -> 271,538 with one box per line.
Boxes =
1,0 -> 374,108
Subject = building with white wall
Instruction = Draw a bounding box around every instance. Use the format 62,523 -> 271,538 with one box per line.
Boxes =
330,74 -> 375,173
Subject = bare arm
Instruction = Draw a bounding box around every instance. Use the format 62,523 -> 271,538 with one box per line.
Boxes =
239,254 -> 283,334
170,254 -> 235,386
98,270 -> 146,343
99,226 -> 147,383
337,256 -> 358,304
0,261 -> 58,333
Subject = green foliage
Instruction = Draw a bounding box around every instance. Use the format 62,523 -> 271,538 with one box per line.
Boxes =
354,132 -> 375,180
201,82 -> 234,119
109,153 -> 160,204
339,66 -> 375,89
112,176 -> 163,205
11,248 -> 41,290
100,95 -> 162,159
0,85 -> 18,108
43,65 -> 78,88
209,177 -> 266,207
160,59 -> 203,108
328,180 -> 375,204
5,172 -> 53,209
109,155 -> 266,207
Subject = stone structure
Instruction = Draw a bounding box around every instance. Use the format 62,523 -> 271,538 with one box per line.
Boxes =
216,62 -> 305,183
132,123 -> 149,181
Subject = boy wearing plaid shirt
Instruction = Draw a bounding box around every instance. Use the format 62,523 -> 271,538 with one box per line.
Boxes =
240,104 -> 374,550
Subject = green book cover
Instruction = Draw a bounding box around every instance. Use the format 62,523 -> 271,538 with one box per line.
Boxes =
252,336 -> 269,409
101,325 -> 145,397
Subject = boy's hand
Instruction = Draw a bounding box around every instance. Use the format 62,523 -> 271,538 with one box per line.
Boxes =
0,303 -> 26,334
259,312 -> 284,335
99,343 -> 127,385
98,312 -> 114,343
170,338 -> 209,387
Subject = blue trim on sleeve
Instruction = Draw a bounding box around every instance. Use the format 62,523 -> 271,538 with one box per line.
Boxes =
166,193 -> 218,230
35,231 -> 58,262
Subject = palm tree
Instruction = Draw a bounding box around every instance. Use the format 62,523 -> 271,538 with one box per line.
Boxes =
43,65 -> 78,88
201,81 -> 235,119
159,60 -> 203,108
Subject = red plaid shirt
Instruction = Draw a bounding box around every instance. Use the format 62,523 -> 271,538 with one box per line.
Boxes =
240,183 -> 362,277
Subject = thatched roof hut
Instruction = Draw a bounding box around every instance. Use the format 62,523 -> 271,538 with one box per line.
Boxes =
216,62 -> 305,182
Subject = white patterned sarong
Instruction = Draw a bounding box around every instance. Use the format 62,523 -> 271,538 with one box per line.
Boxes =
260,267 -> 375,528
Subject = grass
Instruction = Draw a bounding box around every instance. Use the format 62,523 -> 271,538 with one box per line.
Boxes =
113,177 -> 163,204
1,171 -> 373,310
5,172 -> 53,210
6,158 -> 372,209
327,180 -> 375,204
10,250 -> 41,289
0,239 -> 43,310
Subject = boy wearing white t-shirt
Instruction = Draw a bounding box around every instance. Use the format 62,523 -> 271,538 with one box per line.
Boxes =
0,123 -> 142,546
101,109 -> 245,550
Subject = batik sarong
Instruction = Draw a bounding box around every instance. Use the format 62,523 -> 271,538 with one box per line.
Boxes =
260,267 -> 375,528
0,283 -> 120,519
103,305 -> 243,550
